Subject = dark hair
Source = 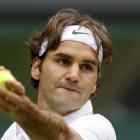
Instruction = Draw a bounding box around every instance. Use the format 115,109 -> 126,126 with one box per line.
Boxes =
26,8 -> 113,89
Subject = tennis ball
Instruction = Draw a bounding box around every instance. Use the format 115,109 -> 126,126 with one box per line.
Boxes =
0,66 -> 16,91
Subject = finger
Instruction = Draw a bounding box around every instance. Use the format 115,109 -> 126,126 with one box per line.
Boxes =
0,88 -> 24,118
5,80 -> 25,96
0,97 -> 20,117
0,90 -> 18,112
0,98 -> 12,113
0,87 -> 22,106
0,87 -> 8,100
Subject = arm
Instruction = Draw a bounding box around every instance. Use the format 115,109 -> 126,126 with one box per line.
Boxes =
0,80 -> 82,140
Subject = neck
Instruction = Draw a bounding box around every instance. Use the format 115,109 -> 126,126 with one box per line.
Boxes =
37,95 -> 80,117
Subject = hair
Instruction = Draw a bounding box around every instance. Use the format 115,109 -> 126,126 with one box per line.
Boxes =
26,8 -> 113,89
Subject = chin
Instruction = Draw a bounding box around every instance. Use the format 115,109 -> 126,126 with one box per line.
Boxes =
55,104 -> 80,116
51,97 -> 79,114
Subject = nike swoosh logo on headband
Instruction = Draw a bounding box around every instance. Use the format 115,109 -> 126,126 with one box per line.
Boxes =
72,30 -> 89,35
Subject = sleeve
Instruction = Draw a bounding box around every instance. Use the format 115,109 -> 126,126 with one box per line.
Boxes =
1,122 -> 30,140
68,114 -> 117,140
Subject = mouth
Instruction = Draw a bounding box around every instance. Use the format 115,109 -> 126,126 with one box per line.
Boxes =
61,87 -> 80,94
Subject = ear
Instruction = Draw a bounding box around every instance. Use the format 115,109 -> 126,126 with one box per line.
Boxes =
31,57 -> 41,80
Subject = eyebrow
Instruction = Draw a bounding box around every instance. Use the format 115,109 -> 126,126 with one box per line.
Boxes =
55,52 -> 72,59
83,59 -> 98,66
55,52 -> 98,66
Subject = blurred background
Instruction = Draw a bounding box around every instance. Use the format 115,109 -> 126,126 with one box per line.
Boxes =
0,0 -> 140,139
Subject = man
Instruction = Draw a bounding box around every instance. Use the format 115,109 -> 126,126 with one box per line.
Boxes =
0,9 -> 116,140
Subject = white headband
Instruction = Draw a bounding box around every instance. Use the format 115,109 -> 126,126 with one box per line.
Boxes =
39,25 -> 103,63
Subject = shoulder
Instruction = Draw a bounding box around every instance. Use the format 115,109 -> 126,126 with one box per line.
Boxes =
1,122 -> 29,140
69,114 -> 117,140
1,122 -> 17,140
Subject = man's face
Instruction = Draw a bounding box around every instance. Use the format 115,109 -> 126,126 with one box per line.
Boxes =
32,40 -> 99,115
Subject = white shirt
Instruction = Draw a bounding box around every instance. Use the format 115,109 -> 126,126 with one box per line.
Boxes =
1,100 -> 116,140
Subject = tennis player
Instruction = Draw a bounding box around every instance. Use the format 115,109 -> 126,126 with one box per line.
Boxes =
0,8 -> 116,140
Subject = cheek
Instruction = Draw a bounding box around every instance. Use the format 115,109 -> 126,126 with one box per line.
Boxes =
83,74 -> 97,91
41,63 -> 65,85
85,73 -> 97,84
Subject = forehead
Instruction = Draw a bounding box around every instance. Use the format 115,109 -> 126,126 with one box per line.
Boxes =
50,40 -> 98,61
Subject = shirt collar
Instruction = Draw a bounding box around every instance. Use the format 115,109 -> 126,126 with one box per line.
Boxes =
64,100 -> 93,124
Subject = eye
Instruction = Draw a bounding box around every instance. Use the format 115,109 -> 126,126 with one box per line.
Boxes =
80,64 -> 94,72
57,58 -> 70,66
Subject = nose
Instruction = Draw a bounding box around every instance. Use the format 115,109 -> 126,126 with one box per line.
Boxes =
65,64 -> 80,82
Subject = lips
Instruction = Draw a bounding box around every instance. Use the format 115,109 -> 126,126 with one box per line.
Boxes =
62,86 -> 80,93
57,83 -> 81,94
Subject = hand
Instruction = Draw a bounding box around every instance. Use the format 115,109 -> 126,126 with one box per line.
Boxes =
0,80 -> 34,119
